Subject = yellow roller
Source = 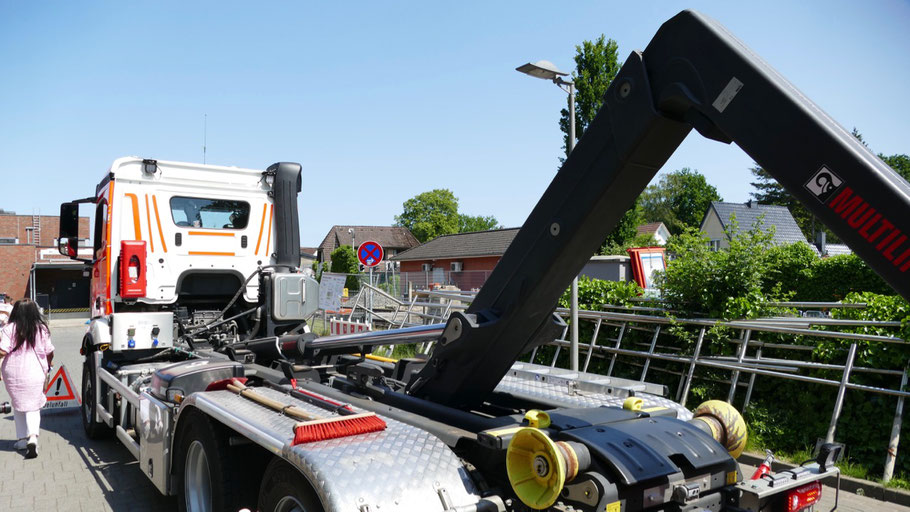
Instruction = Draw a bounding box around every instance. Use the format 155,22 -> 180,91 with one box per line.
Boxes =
623,397 -> 643,411
506,428 -> 566,510
691,400 -> 748,459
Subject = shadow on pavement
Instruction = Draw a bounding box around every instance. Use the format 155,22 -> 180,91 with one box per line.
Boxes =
33,408 -> 177,511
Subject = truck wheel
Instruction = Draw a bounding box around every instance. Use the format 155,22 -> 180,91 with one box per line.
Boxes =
81,356 -> 112,439
176,409 -> 251,512
258,459 -> 323,512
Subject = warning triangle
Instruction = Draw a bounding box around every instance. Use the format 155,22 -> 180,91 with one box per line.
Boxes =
43,365 -> 81,409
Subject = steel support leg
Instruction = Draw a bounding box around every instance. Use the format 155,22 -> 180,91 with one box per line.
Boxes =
606,322 -> 628,377
727,329 -> 752,403
679,327 -> 706,409
743,346 -> 762,410
551,324 -> 570,367
825,342 -> 858,444
639,325 -> 662,381
582,318 -> 603,372
883,368 -> 908,483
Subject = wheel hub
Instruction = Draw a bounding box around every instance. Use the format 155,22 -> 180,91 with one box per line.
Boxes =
185,440 -> 212,512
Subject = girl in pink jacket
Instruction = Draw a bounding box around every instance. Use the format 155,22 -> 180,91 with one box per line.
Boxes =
0,299 -> 54,459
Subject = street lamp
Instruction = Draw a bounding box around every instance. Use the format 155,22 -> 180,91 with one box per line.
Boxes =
348,228 -> 355,252
517,59 -> 580,372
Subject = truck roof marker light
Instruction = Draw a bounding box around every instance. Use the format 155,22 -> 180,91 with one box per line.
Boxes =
142,159 -> 159,175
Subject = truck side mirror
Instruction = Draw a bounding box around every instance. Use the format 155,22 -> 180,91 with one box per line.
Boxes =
58,237 -> 78,258
58,203 -> 80,258
59,203 -> 79,239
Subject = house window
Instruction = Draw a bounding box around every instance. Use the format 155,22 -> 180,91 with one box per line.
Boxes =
709,239 -> 721,251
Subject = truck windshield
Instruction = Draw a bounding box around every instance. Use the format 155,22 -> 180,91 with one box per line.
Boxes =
169,197 -> 251,229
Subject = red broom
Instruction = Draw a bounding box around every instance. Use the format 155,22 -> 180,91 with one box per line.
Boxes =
293,412 -> 387,445
219,379 -> 386,445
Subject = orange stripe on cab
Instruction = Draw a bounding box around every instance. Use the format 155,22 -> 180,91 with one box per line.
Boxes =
152,195 -> 168,252
188,231 -> 235,237
124,193 -> 142,240
264,204 -> 273,257
144,194 -> 155,252
254,203 -> 267,254
188,251 -> 236,256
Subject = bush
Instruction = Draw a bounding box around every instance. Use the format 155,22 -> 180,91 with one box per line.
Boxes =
798,254 -> 894,301
329,246 -> 360,291
558,277 -> 641,310
658,218 -> 782,319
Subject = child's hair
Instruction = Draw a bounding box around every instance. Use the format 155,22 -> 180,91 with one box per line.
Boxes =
8,299 -> 49,352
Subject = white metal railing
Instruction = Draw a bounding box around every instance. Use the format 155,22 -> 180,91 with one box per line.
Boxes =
541,306 -> 908,482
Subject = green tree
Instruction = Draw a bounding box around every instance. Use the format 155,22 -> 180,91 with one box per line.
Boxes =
640,168 -> 722,234
558,35 -> 620,154
329,246 -> 360,290
394,189 -> 460,243
557,35 -> 638,248
458,214 -> 501,233
395,189 -> 502,242
881,153 -> 910,182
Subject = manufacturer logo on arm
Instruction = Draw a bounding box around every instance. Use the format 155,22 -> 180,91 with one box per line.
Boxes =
804,166 -> 843,203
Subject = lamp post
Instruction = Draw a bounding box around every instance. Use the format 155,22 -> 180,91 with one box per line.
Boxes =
517,60 -> 580,372
348,228 -> 355,252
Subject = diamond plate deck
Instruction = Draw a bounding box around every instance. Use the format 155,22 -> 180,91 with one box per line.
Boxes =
495,363 -> 693,420
184,387 -> 480,512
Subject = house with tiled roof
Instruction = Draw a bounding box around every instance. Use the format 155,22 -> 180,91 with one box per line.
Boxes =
636,222 -> 671,245
700,201 -> 817,252
299,246 -> 319,268
317,226 -> 419,263
390,228 -> 519,291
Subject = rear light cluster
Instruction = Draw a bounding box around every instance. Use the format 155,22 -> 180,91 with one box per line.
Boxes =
785,481 -> 821,512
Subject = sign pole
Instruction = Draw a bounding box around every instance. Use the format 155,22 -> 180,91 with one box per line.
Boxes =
369,266 -> 375,325
357,241 -> 384,327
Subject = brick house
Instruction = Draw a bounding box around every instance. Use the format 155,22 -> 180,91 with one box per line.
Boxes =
390,228 -> 519,292
0,210 -> 91,308
317,225 -> 419,264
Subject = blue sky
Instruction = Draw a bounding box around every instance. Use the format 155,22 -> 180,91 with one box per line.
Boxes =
1,1 -> 908,246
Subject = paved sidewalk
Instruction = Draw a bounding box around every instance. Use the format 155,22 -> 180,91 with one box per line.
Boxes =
0,318 -> 174,511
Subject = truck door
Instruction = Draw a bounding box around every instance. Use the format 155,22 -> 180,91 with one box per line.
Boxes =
91,185 -> 112,317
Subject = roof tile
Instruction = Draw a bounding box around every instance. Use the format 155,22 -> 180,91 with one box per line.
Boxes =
391,228 -> 520,261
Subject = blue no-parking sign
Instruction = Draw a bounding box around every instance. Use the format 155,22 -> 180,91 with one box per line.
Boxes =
357,241 -> 384,267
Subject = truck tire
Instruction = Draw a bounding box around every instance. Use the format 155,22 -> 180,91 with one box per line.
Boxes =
175,409 -> 252,512
81,355 -> 112,439
258,458 -> 324,512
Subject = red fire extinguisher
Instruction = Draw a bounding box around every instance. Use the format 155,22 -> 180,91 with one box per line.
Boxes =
751,449 -> 775,480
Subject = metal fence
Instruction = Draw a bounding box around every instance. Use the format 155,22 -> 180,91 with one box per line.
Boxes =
537,305 -> 908,482
335,270 -> 493,300
310,282 -> 909,481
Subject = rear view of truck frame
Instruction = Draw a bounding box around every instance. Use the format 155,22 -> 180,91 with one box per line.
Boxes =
56,9 -> 909,512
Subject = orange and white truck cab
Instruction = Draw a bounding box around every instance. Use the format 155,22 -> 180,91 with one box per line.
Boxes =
88,157 -> 278,318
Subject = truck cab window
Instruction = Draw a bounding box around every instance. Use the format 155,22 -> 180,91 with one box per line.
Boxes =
168,197 -> 250,229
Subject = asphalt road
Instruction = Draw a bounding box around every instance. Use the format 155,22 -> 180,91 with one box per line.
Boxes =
0,317 -> 904,511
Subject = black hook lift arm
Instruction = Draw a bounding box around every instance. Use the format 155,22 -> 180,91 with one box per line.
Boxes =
406,9 -> 910,408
